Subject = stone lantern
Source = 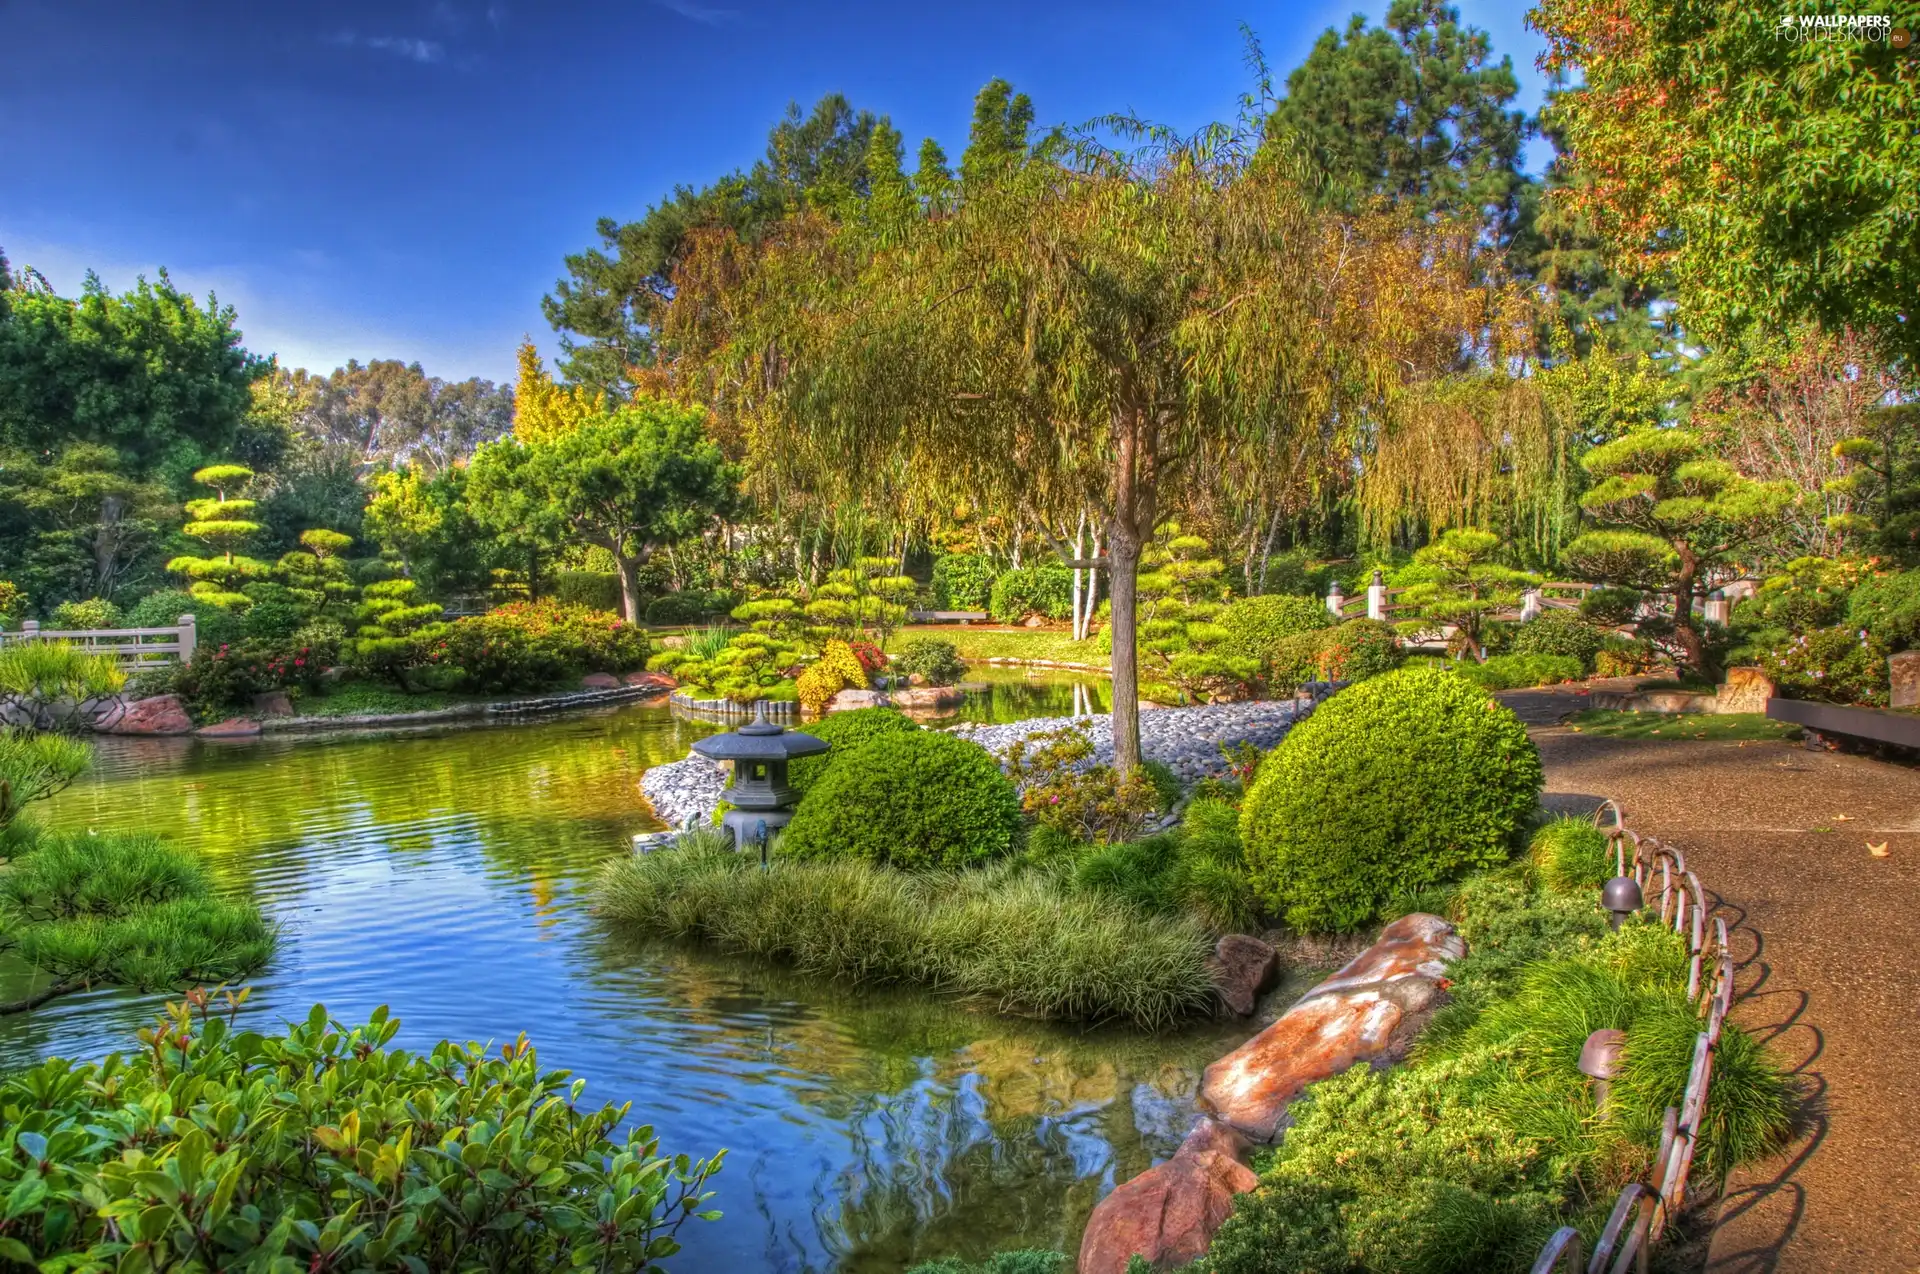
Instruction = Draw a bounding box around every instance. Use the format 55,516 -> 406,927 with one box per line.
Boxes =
690,702 -> 830,854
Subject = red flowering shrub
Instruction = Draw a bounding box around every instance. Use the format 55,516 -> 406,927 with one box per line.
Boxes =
171,638 -> 328,719
847,640 -> 888,679
422,620 -> 568,694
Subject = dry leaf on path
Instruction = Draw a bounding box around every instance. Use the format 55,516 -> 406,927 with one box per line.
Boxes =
1869,842 -> 1891,858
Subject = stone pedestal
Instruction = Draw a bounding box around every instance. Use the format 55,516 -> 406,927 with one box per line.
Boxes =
1713,666 -> 1775,715
1891,651 -> 1920,710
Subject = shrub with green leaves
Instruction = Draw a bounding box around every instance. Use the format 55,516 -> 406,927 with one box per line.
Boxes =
47,598 -> 122,630
1241,667 -> 1542,932
1217,594 -> 1334,684
551,569 -> 624,613
1848,567 -> 1920,652
1579,585 -> 1644,627
1453,653 -> 1585,691
931,553 -> 998,611
892,637 -> 968,686
786,706 -> 921,795
1508,611 -> 1610,672
989,565 -> 1074,623
0,998 -> 723,1269
781,731 -> 1021,869
1319,618 -> 1403,683
1757,626 -> 1890,705
124,589 -> 242,648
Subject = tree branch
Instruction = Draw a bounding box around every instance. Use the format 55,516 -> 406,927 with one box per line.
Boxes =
0,978 -> 81,1016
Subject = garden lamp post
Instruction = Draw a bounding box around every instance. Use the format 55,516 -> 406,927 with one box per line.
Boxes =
690,703 -> 830,864
1601,834 -> 1643,930
1578,1028 -> 1626,1107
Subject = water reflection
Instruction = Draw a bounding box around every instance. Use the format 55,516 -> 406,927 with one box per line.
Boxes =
8,670 -> 1249,1272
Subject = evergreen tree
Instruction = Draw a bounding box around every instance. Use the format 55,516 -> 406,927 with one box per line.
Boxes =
1268,0 -> 1529,242
167,465 -> 268,610
959,78 -> 1036,188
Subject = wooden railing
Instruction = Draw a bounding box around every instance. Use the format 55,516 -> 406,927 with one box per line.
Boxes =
0,615 -> 198,669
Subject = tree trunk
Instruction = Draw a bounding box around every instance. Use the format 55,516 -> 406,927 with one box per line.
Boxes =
1672,546 -> 1704,670
1107,409 -> 1156,777
614,553 -> 644,625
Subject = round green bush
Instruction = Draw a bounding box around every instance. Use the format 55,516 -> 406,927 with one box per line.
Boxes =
1508,611 -> 1608,671
1849,568 -> 1920,652
988,565 -> 1074,623
1218,595 -> 1334,680
787,706 -> 922,795
892,637 -> 967,686
48,597 -> 123,630
1241,666 -> 1542,932
1320,618 -> 1401,682
780,731 -> 1021,869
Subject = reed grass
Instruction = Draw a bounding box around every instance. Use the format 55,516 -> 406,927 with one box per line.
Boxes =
594,833 -> 1215,1029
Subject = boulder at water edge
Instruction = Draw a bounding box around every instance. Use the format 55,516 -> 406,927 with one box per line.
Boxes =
1210,934 -> 1279,1017
622,671 -> 676,692
580,672 -> 622,690
252,690 -> 295,717
1078,1119 -> 1257,1274
99,694 -> 193,736
196,717 -> 263,738
1199,913 -> 1462,1142
826,688 -> 886,712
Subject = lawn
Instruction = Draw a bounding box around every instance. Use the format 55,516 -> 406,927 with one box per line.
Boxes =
912,625 -> 1110,668
1564,709 -> 1801,741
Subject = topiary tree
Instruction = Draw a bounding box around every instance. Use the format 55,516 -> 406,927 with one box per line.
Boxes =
1396,529 -> 1538,662
1565,430 -> 1796,671
1218,594 -> 1335,686
351,578 -> 449,691
274,527 -> 360,626
167,464 -> 269,610
1241,666 -> 1542,932
780,731 -> 1021,868
786,706 -> 921,794
1137,530 -> 1256,702
803,559 -> 915,646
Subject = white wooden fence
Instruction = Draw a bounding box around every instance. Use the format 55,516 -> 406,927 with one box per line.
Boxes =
0,615 -> 198,669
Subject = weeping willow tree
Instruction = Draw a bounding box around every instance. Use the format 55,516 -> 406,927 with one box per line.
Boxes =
664,110 -> 1495,771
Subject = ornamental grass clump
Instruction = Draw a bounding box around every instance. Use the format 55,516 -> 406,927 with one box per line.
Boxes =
1241,667 -> 1542,932
780,730 -> 1021,868
0,997 -> 724,1270
595,835 -> 1215,1028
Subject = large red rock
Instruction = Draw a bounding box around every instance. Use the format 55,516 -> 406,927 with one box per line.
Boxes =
251,690 -> 295,717
98,694 -> 192,736
1210,934 -> 1279,1017
580,672 -> 622,690
1199,913 -> 1461,1142
622,671 -> 676,692
196,717 -> 262,738
888,685 -> 967,710
1078,1119 -> 1257,1274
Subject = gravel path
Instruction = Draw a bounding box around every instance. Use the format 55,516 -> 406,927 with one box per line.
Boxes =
1508,687 -> 1920,1273
641,699 -> 1306,829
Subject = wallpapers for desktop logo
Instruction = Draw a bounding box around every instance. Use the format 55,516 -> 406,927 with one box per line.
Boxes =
1775,12 -> 1911,45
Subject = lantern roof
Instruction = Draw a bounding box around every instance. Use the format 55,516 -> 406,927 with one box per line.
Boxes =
690,702 -> 830,762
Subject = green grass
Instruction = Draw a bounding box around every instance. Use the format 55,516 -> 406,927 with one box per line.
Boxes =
1564,710 -> 1799,741
594,834 -> 1215,1028
295,682 -> 473,717
913,625 -> 1109,668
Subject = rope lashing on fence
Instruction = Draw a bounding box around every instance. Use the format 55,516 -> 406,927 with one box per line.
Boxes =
1530,806 -> 1738,1274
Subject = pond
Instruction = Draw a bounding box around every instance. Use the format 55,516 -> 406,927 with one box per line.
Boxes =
4,666 -> 1260,1273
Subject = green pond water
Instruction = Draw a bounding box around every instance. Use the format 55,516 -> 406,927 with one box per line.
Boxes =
4,666 -> 1263,1274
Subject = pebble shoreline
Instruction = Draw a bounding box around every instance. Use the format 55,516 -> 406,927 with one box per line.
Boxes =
640,698 -> 1306,829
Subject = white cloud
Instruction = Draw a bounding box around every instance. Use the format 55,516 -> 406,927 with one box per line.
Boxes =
327,29 -> 447,64
653,0 -> 738,26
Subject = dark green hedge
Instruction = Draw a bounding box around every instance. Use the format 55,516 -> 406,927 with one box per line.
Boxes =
780,731 -> 1021,868
551,570 -> 623,613
1218,594 -> 1334,681
1241,666 -> 1542,931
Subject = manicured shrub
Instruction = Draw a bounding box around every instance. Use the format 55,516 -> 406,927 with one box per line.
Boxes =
47,597 -> 122,630
781,731 -> 1021,869
1508,611 -> 1610,672
1593,636 -> 1656,677
988,564 -> 1074,623
1320,618 -> 1402,682
1454,653 -> 1585,691
1241,667 -> 1542,932
1528,817 -> 1615,895
931,553 -> 998,611
551,569 -> 624,613
1218,594 -> 1334,682
1757,625 -> 1890,705
644,589 -> 736,625
595,837 -> 1215,1027
0,1001 -> 723,1271
786,706 -> 921,794
1848,567 -> 1920,652
484,599 -> 651,672
1579,586 -> 1643,626
796,638 -> 870,711
170,638 -> 330,716
892,636 -> 967,686
421,616 -> 569,693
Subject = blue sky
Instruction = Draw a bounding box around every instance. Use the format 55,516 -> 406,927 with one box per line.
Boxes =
0,0 -> 1551,384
